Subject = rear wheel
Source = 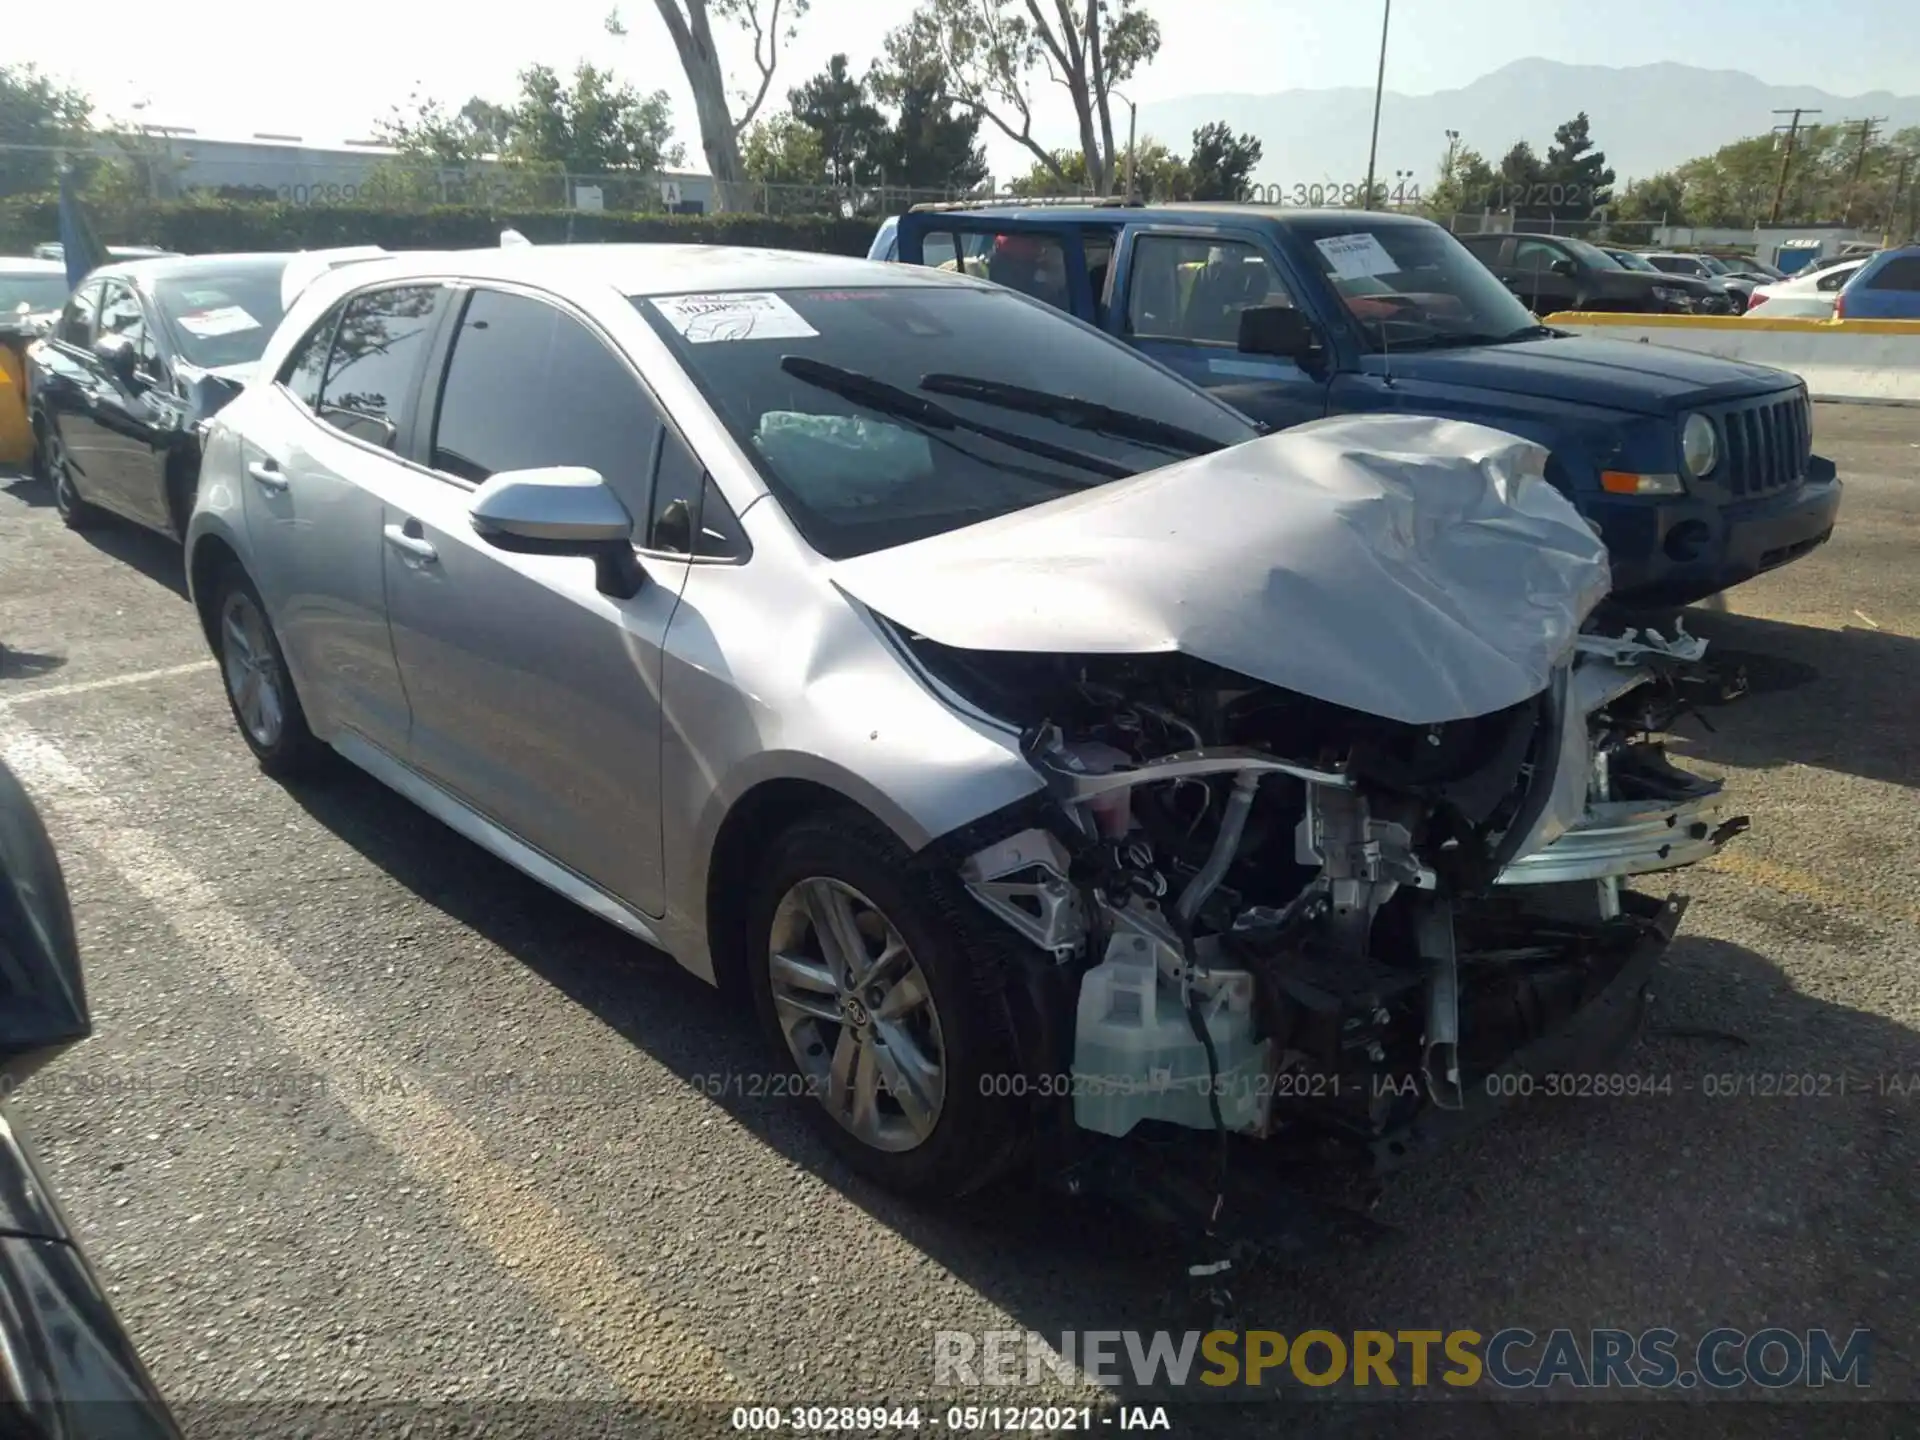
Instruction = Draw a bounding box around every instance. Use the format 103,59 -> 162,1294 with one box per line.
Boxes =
211,565 -> 325,778
746,811 -> 1026,1198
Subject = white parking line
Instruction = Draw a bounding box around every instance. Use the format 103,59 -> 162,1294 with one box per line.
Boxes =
0,719 -> 744,1404
0,660 -> 215,708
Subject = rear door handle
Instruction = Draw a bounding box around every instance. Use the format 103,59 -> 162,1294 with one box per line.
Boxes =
246,458 -> 289,492
383,522 -> 438,563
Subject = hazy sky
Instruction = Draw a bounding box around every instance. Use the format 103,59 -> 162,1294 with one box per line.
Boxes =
10,0 -> 1914,177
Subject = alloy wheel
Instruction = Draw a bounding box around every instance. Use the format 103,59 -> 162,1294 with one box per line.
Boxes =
767,877 -> 947,1153
45,432 -> 79,517
220,590 -> 286,750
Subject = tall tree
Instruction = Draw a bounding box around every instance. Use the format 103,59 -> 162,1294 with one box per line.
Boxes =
1185,122 -> 1261,202
740,113 -> 824,185
511,63 -> 682,174
1425,138 -> 1498,220
788,54 -> 886,188
883,0 -> 1160,195
611,0 -> 809,210
867,49 -> 988,191
0,65 -> 93,197
1497,140 -> 1546,221
1542,111 -> 1615,223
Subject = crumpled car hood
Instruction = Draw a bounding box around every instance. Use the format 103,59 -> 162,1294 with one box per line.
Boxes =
832,413 -> 1612,726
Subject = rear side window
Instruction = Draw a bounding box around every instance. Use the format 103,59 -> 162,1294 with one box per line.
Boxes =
429,288 -> 667,519
278,303 -> 343,409
1864,256 -> 1920,291
318,286 -> 443,449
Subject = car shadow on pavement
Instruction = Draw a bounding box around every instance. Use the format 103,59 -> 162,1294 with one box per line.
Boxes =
1,469 -> 51,509
279,764 -> 1918,1411
75,520 -> 189,600
1670,610 -> 1920,791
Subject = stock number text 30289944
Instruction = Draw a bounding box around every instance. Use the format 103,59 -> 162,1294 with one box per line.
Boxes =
1242,180 -> 1423,207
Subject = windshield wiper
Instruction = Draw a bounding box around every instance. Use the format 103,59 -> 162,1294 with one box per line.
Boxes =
778,356 -> 1128,480
916,373 -> 1228,458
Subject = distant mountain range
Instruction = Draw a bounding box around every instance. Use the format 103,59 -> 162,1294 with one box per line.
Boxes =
1132,59 -> 1920,197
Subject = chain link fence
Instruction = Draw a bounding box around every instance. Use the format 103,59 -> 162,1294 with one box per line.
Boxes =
0,142 -> 975,217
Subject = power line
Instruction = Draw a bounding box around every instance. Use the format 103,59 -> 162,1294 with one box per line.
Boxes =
1768,107 -> 1819,225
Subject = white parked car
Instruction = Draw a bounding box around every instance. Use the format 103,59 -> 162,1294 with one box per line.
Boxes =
1745,259 -> 1867,318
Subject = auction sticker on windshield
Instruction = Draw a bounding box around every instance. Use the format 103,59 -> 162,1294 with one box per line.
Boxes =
653,292 -> 819,343
176,306 -> 261,338
1314,233 -> 1399,281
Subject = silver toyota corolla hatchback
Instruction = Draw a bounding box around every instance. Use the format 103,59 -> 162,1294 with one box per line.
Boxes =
187,244 -> 1745,1199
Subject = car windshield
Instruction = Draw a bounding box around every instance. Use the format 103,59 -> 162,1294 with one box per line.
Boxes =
1610,250 -> 1659,272
1695,255 -> 1733,275
151,263 -> 291,368
0,272 -> 70,315
636,284 -> 1257,560
1283,215 -> 1541,351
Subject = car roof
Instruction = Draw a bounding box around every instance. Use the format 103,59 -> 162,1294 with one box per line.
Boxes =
904,202 -> 1443,231
307,243 -> 989,298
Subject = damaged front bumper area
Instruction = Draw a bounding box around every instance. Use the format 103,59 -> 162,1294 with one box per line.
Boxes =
945,625 -> 1746,1172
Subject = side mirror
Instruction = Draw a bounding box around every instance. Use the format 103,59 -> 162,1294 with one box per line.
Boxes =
1549,258 -> 1577,278
469,466 -> 645,599
1237,304 -> 1322,367
92,331 -> 138,381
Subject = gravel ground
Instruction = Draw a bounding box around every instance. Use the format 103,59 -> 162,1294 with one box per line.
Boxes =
0,402 -> 1914,1438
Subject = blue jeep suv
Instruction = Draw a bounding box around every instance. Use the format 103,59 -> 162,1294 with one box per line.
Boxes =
871,204 -> 1842,612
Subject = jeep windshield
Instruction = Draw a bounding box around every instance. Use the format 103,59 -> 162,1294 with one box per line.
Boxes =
637,284 -> 1258,560
1286,216 -> 1541,353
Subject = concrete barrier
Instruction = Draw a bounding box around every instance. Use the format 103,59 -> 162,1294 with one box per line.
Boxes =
1538,311 -> 1920,406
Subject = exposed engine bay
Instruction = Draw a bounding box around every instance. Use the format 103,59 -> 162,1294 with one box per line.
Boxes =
911,622 -> 1748,1162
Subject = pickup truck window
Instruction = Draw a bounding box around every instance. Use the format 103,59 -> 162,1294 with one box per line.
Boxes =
1127,236 -> 1294,344
1512,238 -> 1568,272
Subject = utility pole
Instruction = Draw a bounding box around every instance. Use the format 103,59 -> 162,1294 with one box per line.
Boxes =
1362,0 -> 1392,209
1887,152 -> 1914,247
1768,107 -> 1818,225
1839,116 -> 1886,226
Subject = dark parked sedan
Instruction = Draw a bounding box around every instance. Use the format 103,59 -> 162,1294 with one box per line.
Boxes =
0,755 -> 183,1437
1458,232 -> 1728,314
29,254 -> 293,538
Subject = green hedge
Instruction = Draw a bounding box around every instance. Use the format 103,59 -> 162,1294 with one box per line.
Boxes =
0,198 -> 882,258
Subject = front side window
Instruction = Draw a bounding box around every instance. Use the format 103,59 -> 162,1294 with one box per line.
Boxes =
278,303 -> 343,410
430,288 -> 666,519
58,283 -> 101,347
97,282 -> 157,367
636,284 -> 1255,561
1512,238 -> 1567,272
1284,215 -> 1541,351
1127,235 -> 1294,344
318,286 -> 444,448
152,263 -> 292,369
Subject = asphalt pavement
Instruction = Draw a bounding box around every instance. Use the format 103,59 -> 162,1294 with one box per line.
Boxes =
0,404 -> 1914,1438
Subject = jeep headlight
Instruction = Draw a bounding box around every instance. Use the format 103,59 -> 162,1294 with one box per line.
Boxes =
1681,412 -> 1720,478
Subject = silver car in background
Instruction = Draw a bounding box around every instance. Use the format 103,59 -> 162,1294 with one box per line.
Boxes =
186,245 -> 1744,1200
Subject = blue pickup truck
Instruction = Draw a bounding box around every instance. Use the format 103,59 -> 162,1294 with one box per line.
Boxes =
869,204 -> 1842,612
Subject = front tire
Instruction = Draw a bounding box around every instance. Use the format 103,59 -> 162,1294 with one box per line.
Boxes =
746,810 -> 1026,1199
210,565 -> 325,778
42,423 -> 102,530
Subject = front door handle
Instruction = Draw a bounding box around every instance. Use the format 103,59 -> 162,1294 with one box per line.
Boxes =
383,522 -> 438,563
246,458 -> 289,492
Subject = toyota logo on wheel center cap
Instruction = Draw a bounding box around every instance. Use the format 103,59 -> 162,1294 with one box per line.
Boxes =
840,994 -> 872,1028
